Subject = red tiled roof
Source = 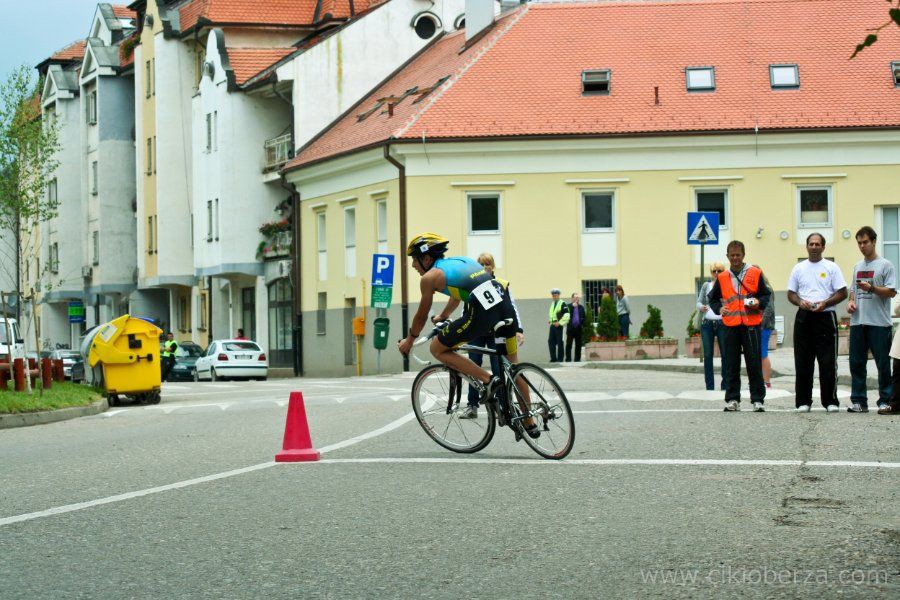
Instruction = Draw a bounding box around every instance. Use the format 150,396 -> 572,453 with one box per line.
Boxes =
179,0 -> 378,31
227,47 -> 296,84
50,40 -> 87,62
111,5 -> 137,19
288,0 -> 900,170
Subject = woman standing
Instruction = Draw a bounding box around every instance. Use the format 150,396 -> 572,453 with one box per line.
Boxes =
696,263 -> 728,391
615,285 -> 631,338
760,275 -> 776,388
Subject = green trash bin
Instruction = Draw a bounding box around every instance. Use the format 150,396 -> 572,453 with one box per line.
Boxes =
373,317 -> 390,350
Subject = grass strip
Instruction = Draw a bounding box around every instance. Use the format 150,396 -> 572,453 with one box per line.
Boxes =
0,382 -> 102,414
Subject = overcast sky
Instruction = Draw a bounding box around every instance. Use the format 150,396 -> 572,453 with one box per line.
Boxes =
0,0 -> 102,83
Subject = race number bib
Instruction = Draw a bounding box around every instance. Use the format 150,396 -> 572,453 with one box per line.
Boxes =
471,280 -> 503,310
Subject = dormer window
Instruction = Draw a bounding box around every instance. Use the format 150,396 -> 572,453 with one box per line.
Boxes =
411,12 -> 440,40
770,64 -> 799,89
685,67 -> 715,92
892,62 -> 900,87
582,70 -> 611,95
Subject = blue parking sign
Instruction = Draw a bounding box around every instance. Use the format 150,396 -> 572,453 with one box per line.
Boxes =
686,212 -> 720,245
371,254 -> 395,287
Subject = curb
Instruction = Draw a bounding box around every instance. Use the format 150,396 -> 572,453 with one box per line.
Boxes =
583,361 -> 875,388
0,397 -> 108,430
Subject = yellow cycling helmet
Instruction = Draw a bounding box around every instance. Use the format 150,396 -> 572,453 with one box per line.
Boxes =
406,232 -> 449,258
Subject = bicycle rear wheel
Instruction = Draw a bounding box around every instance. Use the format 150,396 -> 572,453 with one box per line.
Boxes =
411,365 -> 496,453
508,363 -> 575,459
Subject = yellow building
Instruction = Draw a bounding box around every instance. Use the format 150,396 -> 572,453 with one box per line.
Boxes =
283,0 -> 900,375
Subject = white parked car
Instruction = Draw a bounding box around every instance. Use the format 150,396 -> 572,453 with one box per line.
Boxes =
49,349 -> 84,381
194,340 -> 268,382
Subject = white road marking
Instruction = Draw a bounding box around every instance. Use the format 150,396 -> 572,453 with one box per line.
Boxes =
317,457 -> 900,469
0,410 -> 416,527
566,392 -> 614,402
204,384 -> 239,389
573,407 -> 856,414
616,391 -> 673,401
101,410 -> 128,418
388,395 -> 406,402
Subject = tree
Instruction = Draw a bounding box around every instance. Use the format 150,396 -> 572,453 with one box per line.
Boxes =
596,295 -> 619,341
851,2 -> 900,57
581,304 -> 596,345
639,304 -> 664,339
0,65 -> 60,315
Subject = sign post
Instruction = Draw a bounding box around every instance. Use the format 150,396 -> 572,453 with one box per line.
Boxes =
687,212 -> 720,292
370,254 -> 395,374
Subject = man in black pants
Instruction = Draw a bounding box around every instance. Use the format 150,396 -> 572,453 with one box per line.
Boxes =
565,292 -> 586,362
787,233 -> 848,412
708,240 -> 772,412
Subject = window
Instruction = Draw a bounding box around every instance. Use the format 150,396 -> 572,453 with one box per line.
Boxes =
151,58 -> 155,96
153,136 -> 156,173
241,287 -> 255,341
199,292 -> 208,331
145,61 -> 151,98
214,198 -> 219,241
205,113 -> 212,152
468,193 -> 500,233
267,279 -> 293,367
694,189 -> 728,230
179,296 -> 191,332
882,207 -> 900,275
92,231 -> 99,266
91,161 -> 98,195
50,243 -> 59,273
213,111 -> 218,152
582,69 -> 611,95
206,200 -> 213,242
770,64 -> 799,88
147,215 -> 155,253
48,178 -> 57,203
797,186 -> 832,227
317,212 -> 327,281
317,292 -> 327,335
87,90 -> 98,124
376,199 -> 388,253
582,279 -> 618,316
412,13 -> 438,39
892,61 -> 900,87
344,206 -> 356,277
582,192 -> 615,232
146,138 -> 153,174
685,67 -> 715,91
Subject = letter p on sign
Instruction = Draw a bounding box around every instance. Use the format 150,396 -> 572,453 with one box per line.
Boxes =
371,254 -> 395,287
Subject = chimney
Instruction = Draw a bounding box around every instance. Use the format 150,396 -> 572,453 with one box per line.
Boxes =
465,0 -> 495,43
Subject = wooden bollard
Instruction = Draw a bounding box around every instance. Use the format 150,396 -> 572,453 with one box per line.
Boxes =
53,359 -> 65,382
41,357 -> 52,389
13,358 -> 25,392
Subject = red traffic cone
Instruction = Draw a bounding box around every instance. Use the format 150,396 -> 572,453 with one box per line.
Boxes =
275,392 -> 321,462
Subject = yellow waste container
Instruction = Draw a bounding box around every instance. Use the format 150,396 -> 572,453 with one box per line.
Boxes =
88,314 -> 163,406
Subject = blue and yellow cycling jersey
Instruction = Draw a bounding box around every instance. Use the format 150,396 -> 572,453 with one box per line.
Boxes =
434,257 -> 493,301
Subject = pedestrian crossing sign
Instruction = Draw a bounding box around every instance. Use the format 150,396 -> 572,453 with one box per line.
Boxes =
687,212 -> 720,245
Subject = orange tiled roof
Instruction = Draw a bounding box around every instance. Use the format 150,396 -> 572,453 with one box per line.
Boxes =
179,0 -> 378,31
288,0 -> 900,170
111,5 -> 137,19
227,47 -> 296,85
50,40 -> 87,62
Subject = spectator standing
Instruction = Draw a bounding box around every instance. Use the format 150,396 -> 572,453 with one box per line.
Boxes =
760,276 -> 776,388
708,240 -> 771,412
846,226 -> 896,413
548,288 -> 569,362
882,326 -> 900,414
565,292 -> 587,362
615,285 -> 631,338
460,253 -> 525,418
235,328 -> 248,340
787,233 -> 848,412
161,332 -> 178,382
696,262 -> 728,391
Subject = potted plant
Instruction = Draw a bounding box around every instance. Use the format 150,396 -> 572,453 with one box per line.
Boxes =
584,296 -> 628,360
685,309 -> 702,358
257,219 -> 293,259
626,304 -> 678,359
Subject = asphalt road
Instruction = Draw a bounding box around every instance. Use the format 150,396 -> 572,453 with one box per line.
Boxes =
0,366 -> 897,599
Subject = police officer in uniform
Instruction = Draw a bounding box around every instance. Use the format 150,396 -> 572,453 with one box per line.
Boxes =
161,332 -> 178,382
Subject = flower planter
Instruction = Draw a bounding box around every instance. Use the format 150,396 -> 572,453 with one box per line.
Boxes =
584,341 -> 628,361
626,338 -> 679,360
684,336 -> 702,358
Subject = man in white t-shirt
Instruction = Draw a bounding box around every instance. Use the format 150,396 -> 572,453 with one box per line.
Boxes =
787,233 -> 848,412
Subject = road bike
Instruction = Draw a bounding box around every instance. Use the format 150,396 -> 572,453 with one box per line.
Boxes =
410,320 -> 575,460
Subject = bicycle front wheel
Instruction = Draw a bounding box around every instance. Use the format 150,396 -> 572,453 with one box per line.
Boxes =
509,363 -> 575,459
411,365 -> 496,454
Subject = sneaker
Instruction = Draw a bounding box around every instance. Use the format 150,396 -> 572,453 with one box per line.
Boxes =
752,402 -> 765,412
877,401 -> 890,411
826,404 -> 840,413
479,376 -> 501,403
765,382 -> 771,389
723,400 -> 739,412
524,422 -> 541,439
459,405 -> 478,419
877,404 -> 898,415
847,402 -> 869,413
795,405 -> 811,413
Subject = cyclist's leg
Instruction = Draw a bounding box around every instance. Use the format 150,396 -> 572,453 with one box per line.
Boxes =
432,305 -> 491,384
495,309 -> 537,430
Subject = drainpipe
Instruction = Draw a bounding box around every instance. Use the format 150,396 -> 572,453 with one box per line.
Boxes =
383,144 -> 409,372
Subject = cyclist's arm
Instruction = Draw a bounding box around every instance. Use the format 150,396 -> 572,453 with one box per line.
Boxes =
408,275 -> 438,339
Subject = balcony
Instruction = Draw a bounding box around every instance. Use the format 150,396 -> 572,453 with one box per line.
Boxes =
264,133 -> 293,172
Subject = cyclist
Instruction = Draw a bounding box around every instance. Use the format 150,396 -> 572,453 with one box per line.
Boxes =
397,233 -> 539,437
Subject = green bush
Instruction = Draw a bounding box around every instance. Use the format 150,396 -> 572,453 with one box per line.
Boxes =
596,295 -> 620,341
640,304 -> 664,339
686,309 -> 700,337
581,304 -> 596,345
